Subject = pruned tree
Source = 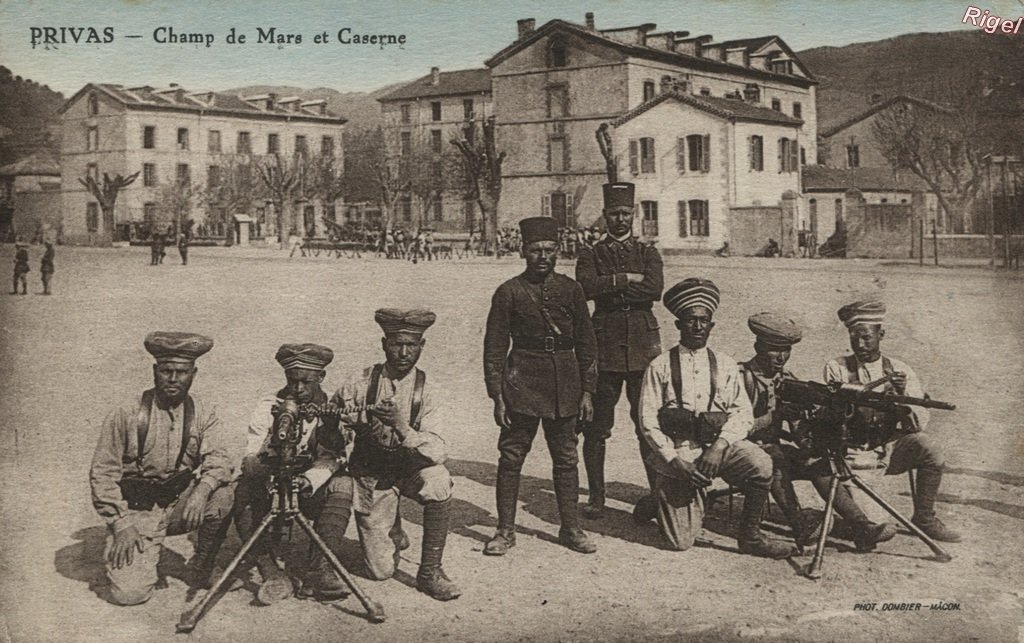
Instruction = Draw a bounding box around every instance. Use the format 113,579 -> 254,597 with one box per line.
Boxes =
451,116 -> 505,254
404,137 -> 464,231
155,180 -> 198,237
255,153 -> 301,248
596,123 -> 618,183
345,127 -> 408,232
203,156 -> 257,238
78,171 -> 140,243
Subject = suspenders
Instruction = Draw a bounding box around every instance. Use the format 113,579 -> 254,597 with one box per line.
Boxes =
669,346 -> 718,412
844,354 -> 894,386
366,364 -> 426,430
135,388 -> 195,471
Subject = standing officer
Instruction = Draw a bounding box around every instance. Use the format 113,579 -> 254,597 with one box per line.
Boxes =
739,313 -> 895,550
483,216 -> 599,556
575,182 -> 664,519
638,279 -> 793,557
824,300 -> 960,542
324,309 -> 460,601
90,332 -> 235,605
177,232 -> 189,265
40,240 -> 54,295
11,238 -> 29,294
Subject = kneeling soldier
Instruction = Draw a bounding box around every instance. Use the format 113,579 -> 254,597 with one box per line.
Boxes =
638,279 -> 793,557
234,343 -> 348,604
324,309 -> 461,601
739,313 -> 895,550
90,332 -> 235,605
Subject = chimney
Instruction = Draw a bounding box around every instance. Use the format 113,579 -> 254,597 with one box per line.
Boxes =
267,92 -> 277,110
431,66 -> 440,85
585,12 -> 595,30
517,18 -> 536,39
660,76 -> 673,93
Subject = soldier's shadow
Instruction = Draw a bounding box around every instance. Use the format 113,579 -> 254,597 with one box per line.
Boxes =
54,525 -> 189,603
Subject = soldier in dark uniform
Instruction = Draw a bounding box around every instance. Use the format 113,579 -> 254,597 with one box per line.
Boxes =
40,241 -> 54,295
11,239 -> 29,294
150,230 -> 163,266
483,216 -> 599,555
178,232 -> 189,265
574,182 -> 664,519
738,313 -> 896,550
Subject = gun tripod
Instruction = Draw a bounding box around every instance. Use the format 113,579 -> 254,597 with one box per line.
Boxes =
177,471 -> 386,633
805,440 -> 952,580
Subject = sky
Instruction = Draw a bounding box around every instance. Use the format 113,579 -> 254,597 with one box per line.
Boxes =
0,0 -> 1015,97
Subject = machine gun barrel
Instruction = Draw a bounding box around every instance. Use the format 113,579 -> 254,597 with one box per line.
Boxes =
776,378 -> 955,412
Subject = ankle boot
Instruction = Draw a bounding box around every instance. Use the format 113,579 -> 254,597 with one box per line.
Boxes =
737,484 -> 796,559
581,438 -> 606,519
911,468 -> 961,542
301,494 -> 352,601
416,499 -> 461,600
813,476 -> 896,551
188,517 -> 229,589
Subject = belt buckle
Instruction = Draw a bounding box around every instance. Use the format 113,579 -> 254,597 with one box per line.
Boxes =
543,336 -> 555,352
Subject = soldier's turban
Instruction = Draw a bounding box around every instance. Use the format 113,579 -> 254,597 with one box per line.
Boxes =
663,278 -> 720,318
374,308 -> 437,337
275,343 -> 334,371
837,300 -> 886,328
748,312 -> 802,349
144,331 -> 214,364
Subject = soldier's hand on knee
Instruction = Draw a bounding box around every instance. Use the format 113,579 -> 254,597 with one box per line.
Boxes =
182,482 -> 213,531
670,457 -> 710,487
696,439 -> 728,479
110,525 -> 144,569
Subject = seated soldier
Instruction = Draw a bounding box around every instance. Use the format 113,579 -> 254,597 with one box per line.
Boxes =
322,308 -> 460,601
90,332 -> 235,605
739,313 -> 896,551
637,279 -> 793,558
233,343 -> 350,604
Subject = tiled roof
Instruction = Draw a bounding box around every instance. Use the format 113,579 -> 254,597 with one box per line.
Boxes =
0,150 -> 60,177
802,165 -> 929,192
819,95 -> 951,138
59,84 -> 346,123
717,36 -> 777,53
610,91 -> 803,127
377,68 -> 491,102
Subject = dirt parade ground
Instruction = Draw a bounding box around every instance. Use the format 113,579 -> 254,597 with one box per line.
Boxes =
0,245 -> 1022,643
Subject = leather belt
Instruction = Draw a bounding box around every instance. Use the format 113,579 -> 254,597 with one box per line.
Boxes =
595,302 -> 653,313
512,336 -> 575,352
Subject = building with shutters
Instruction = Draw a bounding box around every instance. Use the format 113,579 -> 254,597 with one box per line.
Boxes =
485,12 -> 816,241
59,83 -> 346,245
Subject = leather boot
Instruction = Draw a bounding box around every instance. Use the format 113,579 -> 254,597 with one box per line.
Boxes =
736,484 -> 796,559
812,476 -> 896,551
771,471 -> 821,547
911,468 -> 961,542
553,470 -> 596,553
581,438 -> 606,519
300,494 -> 352,601
485,466 -> 521,556
416,499 -> 461,601
188,516 -> 229,590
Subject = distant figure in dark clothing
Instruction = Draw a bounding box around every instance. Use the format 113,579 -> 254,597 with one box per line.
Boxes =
755,238 -> 781,258
40,241 -> 55,294
12,239 -> 29,294
714,241 -> 730,258
150,232 -> 164,266
178,233 -> 189,265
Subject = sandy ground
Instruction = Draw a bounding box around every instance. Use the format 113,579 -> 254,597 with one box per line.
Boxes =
0,245 -> 1022,643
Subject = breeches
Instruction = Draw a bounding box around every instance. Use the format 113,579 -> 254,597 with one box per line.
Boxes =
885,432 -> 943,475
585,370 -> 645,440
498,412 -> 578,474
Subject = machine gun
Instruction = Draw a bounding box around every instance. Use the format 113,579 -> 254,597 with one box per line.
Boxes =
770,372 -> 956,579
178,399 -> 386,632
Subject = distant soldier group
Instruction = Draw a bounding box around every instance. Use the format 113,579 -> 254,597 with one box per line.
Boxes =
9,237 -> 54,295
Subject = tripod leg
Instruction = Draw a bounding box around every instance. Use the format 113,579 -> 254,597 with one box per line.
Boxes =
294,513 -> 386,623
178,511 -> 278,632
846,474 -> 952,563
806,474 -> 838,580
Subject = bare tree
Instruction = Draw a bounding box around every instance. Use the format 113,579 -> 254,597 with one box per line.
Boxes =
451,116 -> 505,254
345,127 -> 408,232
203,156 -> 257,238
404,139 -> 464,231
78,171 -> 139,244
254,153 -> 301,248
596,123 -> 618,183
155,180 -> 198,237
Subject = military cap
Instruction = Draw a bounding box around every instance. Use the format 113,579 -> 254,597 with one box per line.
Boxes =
602,182 -> 635,210
519,216 -> 559,247
837,299 -> 886,328
748,312 -> 802,349
275,343 -> 334,371
375,308 -> 436,337
663,277 -> 720,318
144,331 -> 214,363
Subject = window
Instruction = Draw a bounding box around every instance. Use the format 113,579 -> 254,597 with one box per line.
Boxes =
800,147 -> 806,166
835,198 -> 843,222
267,133 -> 280,154
86,126 -> 98,151
207,165 -> 221,188
400,104 -> 411,124
143,202 -> 157,228
431,129 -> 442,153
400,132 -> 411,156
549,39 -> 568,67
143,163 -> 157,187
143,126 -> 156,149
687,134 -> 710,172
677,201 -> 688,237
688,199 -> 709,236
463,98 -> 474,119
779,138 -> 799,173
87,163 -> 99,182
743,84 -> 761,103
432,199 -> 443,221
641,201 -> 658,236
548,137 -> 566,172
749,135 -> 764,171
543,192 -> 575,227
321,136 -> 334,157
846,143 -> 860,168
400,195 -> 412,221
294,135 -> 308,158
547,83 -> 568,118
771,98 -> 781,112
676,138 -> 686,172
237,131 -> 251,154
770,60 -> 794,75
88,94 -> 99,116
324,204 -> 337,223
86,203 -> 99,232
177,128 -> 189,150
793,102 -> 802,119
880,198 -> 888,204
176,163 -> 190,185
628,137 -> 656,174
208,130 -> 221,153
430,102 -> 442,122
643,80 -> 656,101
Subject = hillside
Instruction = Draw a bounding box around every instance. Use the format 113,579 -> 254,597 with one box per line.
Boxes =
799,30 -> 1024,133
223,83 -> 404,131
0,66 -> 64,167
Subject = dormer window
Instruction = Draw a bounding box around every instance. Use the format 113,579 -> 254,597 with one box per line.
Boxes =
743,84 -> 761,103
548,38 -> 568,68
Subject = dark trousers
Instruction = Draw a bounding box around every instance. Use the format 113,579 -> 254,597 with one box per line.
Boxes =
496,412 -> 580,531
585,369 -> 656,488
